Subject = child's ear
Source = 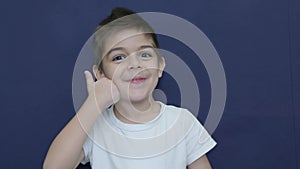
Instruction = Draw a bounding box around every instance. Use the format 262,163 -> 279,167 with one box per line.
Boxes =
92,65 -> 105,80
158,57 -> 166,78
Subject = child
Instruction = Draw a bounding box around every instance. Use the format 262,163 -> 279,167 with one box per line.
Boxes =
44,7 -> 216,169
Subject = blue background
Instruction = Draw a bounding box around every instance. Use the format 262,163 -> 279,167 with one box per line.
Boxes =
1,0 -> 299,168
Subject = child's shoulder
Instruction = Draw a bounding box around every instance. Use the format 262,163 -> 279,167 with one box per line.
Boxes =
160,102 -> 195,116
159,102 -> 199,124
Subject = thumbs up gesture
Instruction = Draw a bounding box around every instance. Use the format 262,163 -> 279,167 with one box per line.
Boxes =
84,70 -> 120,111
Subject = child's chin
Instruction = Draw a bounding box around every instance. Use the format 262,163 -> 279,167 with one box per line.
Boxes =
128,94 -> 149,103
118,91 -> 150,103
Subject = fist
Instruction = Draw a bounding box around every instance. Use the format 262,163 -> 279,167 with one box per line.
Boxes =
84,70 -> 120,110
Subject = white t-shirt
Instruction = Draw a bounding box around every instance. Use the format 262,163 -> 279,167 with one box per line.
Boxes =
81,102 -> 216,169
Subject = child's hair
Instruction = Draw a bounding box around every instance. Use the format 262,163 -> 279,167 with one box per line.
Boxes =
93,7 -> 160,69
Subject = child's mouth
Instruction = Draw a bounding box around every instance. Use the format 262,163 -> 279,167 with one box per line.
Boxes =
130,77 -> 146,84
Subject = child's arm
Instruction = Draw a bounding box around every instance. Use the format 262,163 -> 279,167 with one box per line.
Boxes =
187,155 -> 212,169
43,71 -> 119,169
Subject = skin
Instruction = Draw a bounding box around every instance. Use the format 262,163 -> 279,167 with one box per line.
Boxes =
43,28 -> 212,169
188,155 -> 212,169
95,29 -> 165,124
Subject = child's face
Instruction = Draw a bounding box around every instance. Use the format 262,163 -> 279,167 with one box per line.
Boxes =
94,28 -> 165,103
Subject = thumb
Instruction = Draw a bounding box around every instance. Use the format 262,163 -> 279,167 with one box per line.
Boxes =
84,70 -> 94,91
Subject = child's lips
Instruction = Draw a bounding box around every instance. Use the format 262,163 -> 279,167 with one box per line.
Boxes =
130,77 -> 147,84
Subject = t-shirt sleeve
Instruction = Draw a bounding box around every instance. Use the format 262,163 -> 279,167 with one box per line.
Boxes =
81,135 -> 93,165
186,115 -> 217,165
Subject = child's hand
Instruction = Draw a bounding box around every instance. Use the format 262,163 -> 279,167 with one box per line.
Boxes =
84,70 -> 120,111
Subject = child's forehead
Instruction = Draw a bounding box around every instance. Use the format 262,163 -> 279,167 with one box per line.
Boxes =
103,29 -> 154,53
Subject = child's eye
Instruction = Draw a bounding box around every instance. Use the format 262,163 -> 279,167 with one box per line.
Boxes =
112,55 -> 126,61
140,52 -> 152,58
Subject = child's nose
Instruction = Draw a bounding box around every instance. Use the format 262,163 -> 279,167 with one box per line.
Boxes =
127,54 -> 141,69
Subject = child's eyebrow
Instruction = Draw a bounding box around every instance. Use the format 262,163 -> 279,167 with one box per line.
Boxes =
138,44 -> 154,50
105,44 -> 155,57
105,47 -> 126,57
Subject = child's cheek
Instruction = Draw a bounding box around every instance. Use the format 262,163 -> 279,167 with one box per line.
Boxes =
103,65 -> 119,80
110,69 -> 124,83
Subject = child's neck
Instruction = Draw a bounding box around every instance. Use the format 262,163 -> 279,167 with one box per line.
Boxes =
114,98 -> 161,124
